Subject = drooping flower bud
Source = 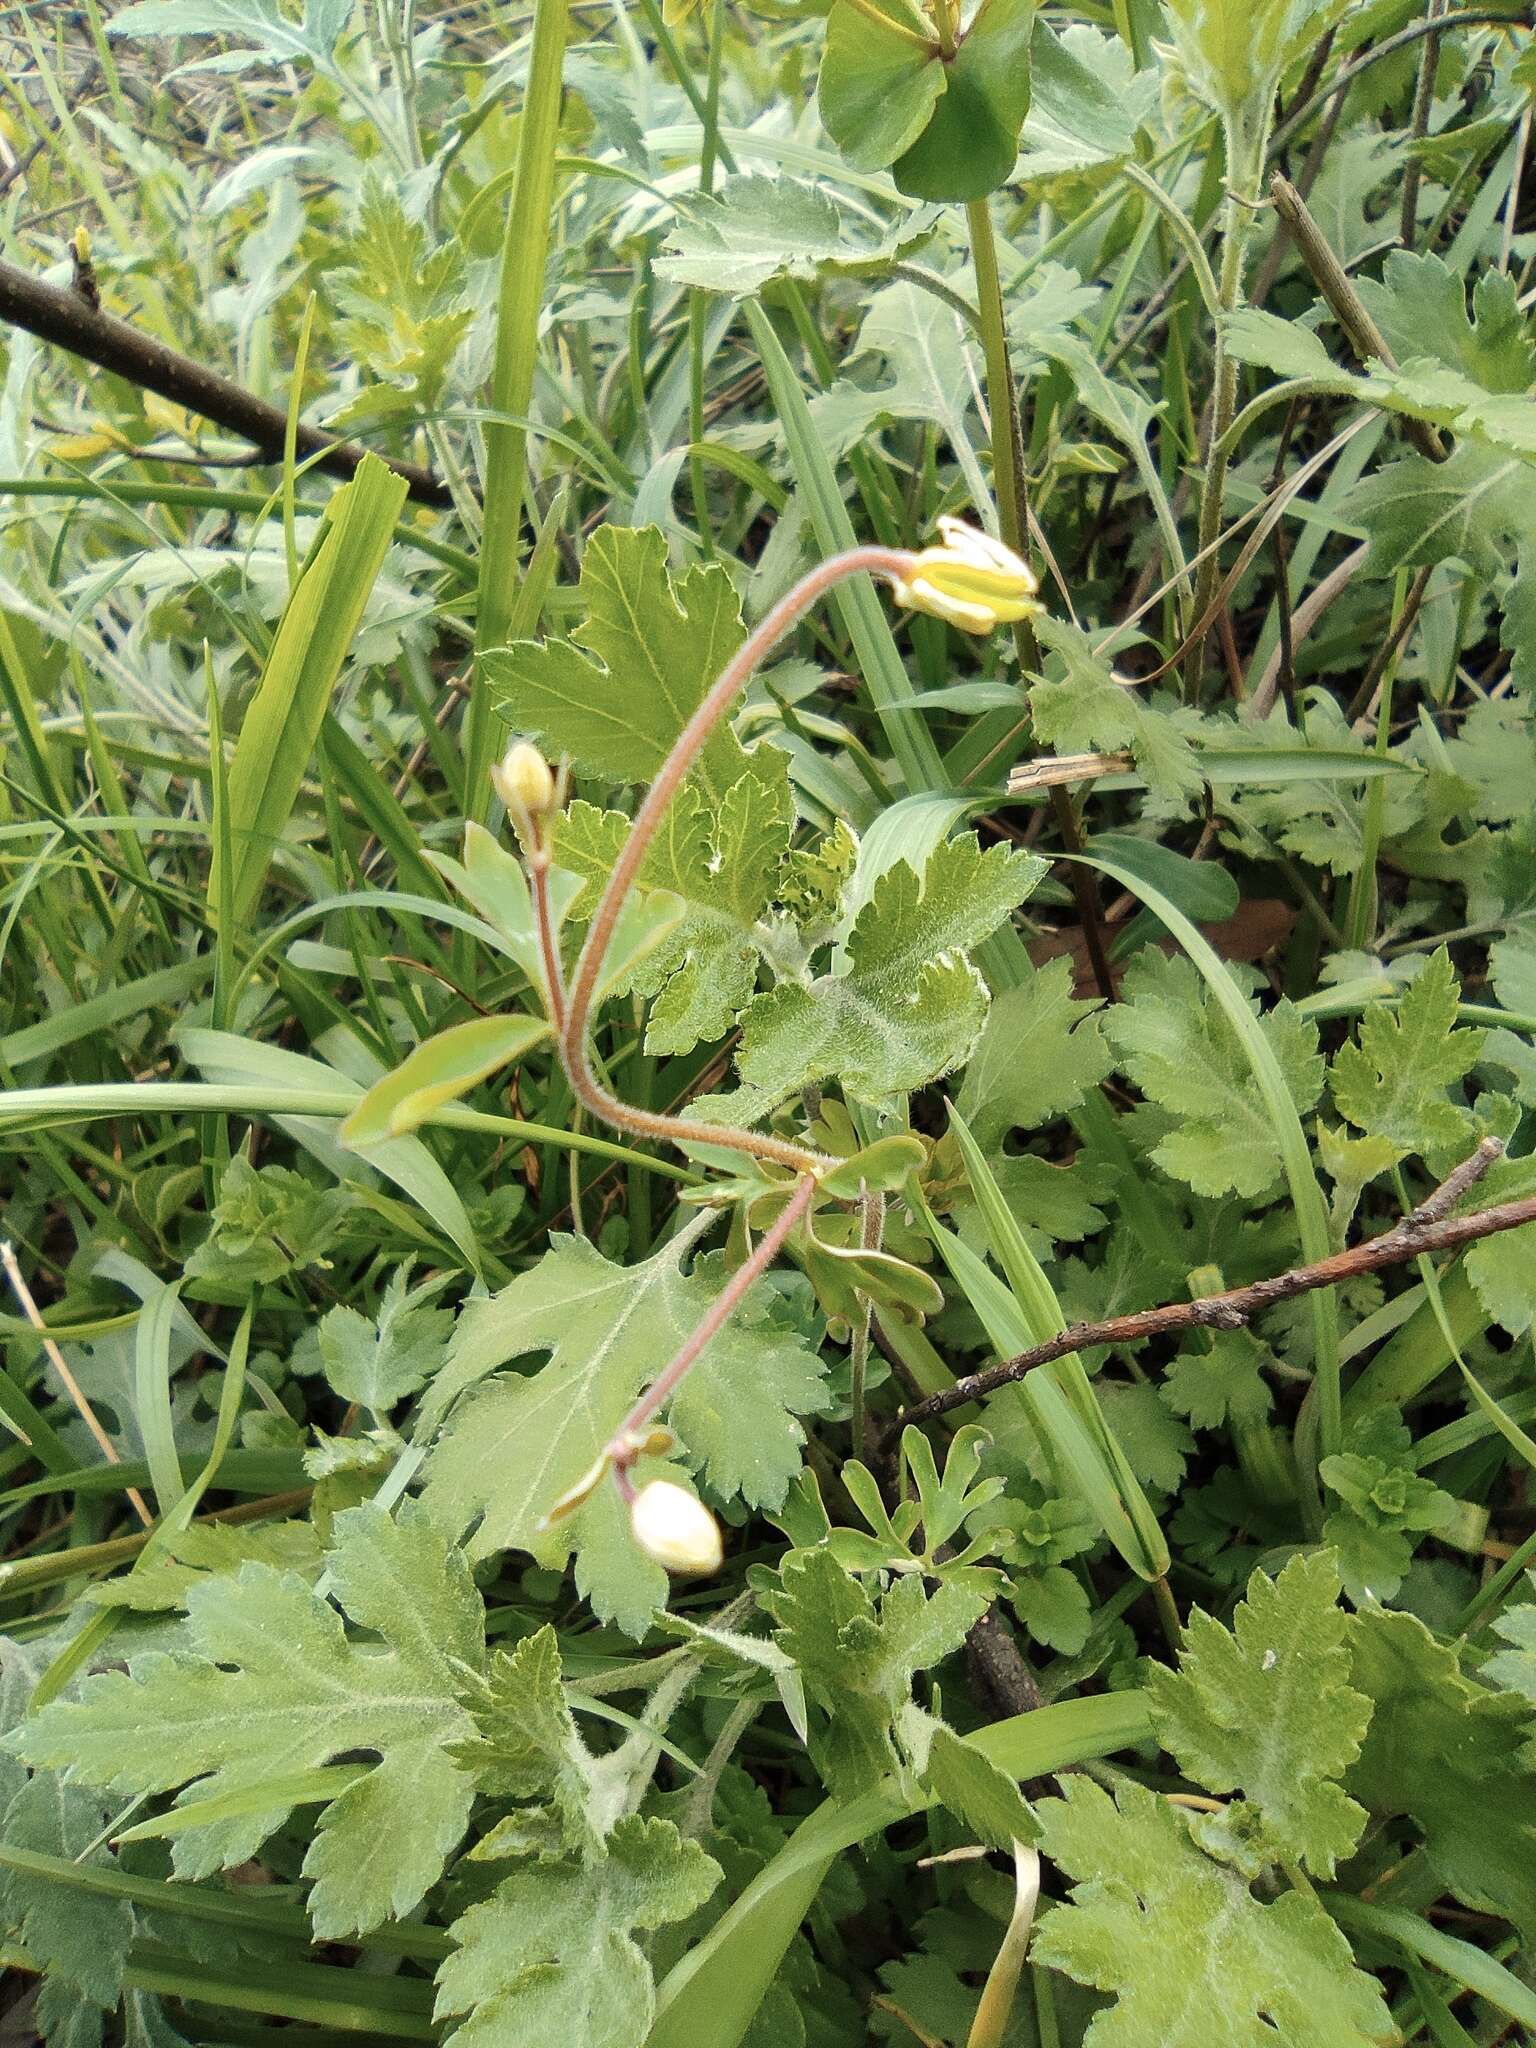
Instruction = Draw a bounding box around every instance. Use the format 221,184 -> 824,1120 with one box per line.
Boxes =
891,516 -> 1041,636
492,738 -> 556,818
629,1479 -> 723,1576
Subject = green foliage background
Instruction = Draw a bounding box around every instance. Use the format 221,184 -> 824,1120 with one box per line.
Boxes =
1,0 -> 1535,2041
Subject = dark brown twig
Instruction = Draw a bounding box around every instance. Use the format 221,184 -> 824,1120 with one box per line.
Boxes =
0,254 -> 454,508
895,1139 -> 1529,1432
1268,175 -> 1446,460
1400,0 -> 1447,250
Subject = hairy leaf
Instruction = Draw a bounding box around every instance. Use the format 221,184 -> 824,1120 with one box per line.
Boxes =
1034,1778 -> 1393,2047
420,1232 -> 830,1634
1147,1552 -> 1370,1876
436,1815 -> 719,2048
8,1505 -> 482,1936
735,835 -> 1043,1104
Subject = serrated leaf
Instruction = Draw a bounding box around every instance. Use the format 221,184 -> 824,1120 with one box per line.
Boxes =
435,1814 -> 720,2048
763,1547 -> 989,1797
808,280 -> 985,478
1147,1553 -> 1370,1877
1344,446 -> 1536,692
7,1505 -> 482,1936
0,1774 -> 131,2010
1357,253 -> 1536,396
1451,1146 -> 1536,1337
1033,1778 -> 1393,2047
483,526 -> 756,805
1162,1329 -> 1274,1432
735,835 -> 1043,1104
956,955 -> 1114,1147
1029,617 -> 1203,815
1348,1604 -> 1536,1937
555,766 -> 794,1056
419,1233 -> 829,1634
450,1625 -> 613,1854
316,1267 -> 452,1413
1104,951 -> 1324,1199
1017,23 -> 1152,179
1330,949 -> 1483,1158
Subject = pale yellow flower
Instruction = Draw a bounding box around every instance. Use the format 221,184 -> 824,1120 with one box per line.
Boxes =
893,516 -> 1041,635
491,738 -> 556,817
629,1480 -> 723,1575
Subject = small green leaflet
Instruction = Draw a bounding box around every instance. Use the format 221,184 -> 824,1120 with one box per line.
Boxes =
957,953 -> 1115,1139
1220,696 -> 1424,877
482,526 -> 756,805
1330,949 -> 1483,1160
762,1544 -> 989,1798
735,835 -> 1043,1104
554,766 -> 794,1056
1033,1778 -> 1393,2048
1146,1552 -> 1370,1877
451,1625 -> 619,1855
1484,1577 -> 1536,1767
419,1231 -> 830,1635
0,1771 -> 132,2017
1358,252 -> 1536,395
657,174 -> 938,298
332,180 -> 471,428
1225,308 -> 1536,461
436,1815 -> 719,2048
8,1505 -> 484,1936
1029,615 -> 1203,816
316,1266 -> 453,1414
1321,1407 -> 1456,1603
1342,445 -> 1536,694
1348,1604 -> 1536,1938
1104,951 -> 1324,1199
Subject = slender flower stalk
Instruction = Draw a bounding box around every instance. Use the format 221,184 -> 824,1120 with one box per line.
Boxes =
510,528 -> 1038,1558
605,1172 -> 817,1464
549,545 -> 921,1177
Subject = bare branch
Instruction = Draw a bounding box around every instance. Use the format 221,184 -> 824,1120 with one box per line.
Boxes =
0,254 -> 454,508
895,1139 -> 1529,1434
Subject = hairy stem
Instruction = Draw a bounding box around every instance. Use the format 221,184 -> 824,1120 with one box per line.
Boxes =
604,1173 -> 818,1462
552,545 -> 919,1176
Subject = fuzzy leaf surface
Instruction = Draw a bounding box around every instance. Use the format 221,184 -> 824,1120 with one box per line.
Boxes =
1033,1778 -> 1394,2047
1146,1552 -> 1370,1876
420,1233 -> 829,1634
7,1505 -> 483,1936
435,1815 -> 719,2048
736,836 -> 1043,1104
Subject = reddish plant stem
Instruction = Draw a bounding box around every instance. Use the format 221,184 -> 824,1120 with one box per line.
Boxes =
895,1141 -> 1533,1433
605,1173 -> 819,1464
552,544 -> 918,1177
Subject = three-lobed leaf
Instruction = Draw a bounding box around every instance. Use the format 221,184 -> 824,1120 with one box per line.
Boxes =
1146,1552 -> 1370,1877
1034,1777 -> 1394,2047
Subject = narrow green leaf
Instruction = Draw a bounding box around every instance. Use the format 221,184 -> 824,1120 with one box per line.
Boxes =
340,1014 -> 550,1146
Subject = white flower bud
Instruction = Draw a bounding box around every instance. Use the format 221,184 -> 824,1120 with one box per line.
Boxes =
629,1480 -> 723,1576
491,739 -> 556,818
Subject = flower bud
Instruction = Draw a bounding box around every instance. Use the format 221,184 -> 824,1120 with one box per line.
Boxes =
629,1480 -> 723,1576
492,739 -> 556,818
891,516 -> 1041,636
